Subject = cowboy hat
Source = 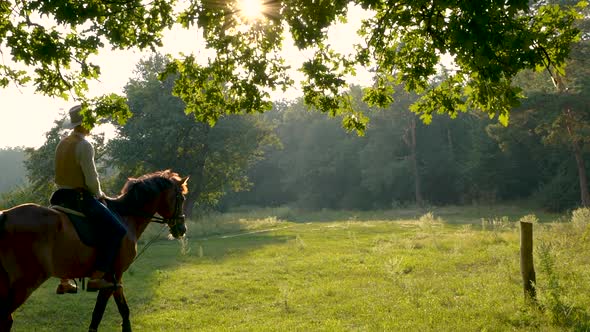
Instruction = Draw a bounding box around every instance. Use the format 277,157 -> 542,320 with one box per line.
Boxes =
63,105 -> 83,129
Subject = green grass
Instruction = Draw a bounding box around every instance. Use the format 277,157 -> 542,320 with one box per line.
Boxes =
11,205 -> 590,331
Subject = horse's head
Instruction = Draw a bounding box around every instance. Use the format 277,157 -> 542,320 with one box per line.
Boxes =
157,174 -> 190,239
120,170 -> 191,238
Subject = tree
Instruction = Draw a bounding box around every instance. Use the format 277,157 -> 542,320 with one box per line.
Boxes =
22,119 -> 64,204
512,66 -> 590,207
538,0 -> 590,206
108,54 -> 278,217
499,0 -> 590,207
359,86 -> 424,206
1,1 -> 585,130
0,147 -> 27,193
488,105 -> 582,211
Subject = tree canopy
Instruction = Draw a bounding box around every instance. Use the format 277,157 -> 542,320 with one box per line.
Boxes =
1,0 -> 587,130
107,54 -> 278,217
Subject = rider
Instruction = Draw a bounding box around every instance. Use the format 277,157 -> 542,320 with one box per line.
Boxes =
54,105 -> 127,293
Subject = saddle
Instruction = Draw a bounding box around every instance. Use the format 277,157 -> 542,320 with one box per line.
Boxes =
49,189 -> 100,247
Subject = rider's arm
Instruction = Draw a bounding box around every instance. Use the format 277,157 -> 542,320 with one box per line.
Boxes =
76,139 -> 105,199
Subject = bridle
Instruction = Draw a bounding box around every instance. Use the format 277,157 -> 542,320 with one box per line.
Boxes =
133,183 -> 186,263
150,184 -> 185,228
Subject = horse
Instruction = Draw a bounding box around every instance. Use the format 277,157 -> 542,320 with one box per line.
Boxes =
0,169 -> 189,332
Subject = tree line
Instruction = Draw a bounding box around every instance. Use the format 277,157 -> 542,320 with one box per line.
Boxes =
1,51 -> 588,214
220,86 -> 588,212
0,148 -> 27,193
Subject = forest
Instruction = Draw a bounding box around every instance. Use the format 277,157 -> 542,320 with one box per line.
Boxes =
0,0 -> 589,215
1,51 -> 588,215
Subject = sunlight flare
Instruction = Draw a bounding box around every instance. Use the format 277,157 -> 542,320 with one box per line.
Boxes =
237,0 -> 266,21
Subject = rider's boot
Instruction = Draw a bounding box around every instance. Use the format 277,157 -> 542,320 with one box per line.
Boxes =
56,278 -> 77,294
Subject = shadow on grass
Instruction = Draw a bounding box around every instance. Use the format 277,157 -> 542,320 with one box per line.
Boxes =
551,304 -> 590,332
12,231 -> 293,331
504,302 -> 590,332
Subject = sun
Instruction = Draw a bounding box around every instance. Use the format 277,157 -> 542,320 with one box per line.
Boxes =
237,0 -> 266,22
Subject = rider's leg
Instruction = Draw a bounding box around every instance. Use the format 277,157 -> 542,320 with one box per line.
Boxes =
50,189 -> 81,295
83,196 -> 127,291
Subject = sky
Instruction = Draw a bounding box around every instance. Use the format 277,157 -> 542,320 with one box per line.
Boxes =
1,48 -> 145,149
0,5 -> 373,149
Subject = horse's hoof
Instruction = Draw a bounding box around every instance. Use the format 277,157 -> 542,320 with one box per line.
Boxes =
122,320 -> 132,332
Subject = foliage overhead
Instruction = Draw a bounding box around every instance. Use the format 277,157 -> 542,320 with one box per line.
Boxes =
1,0 -> 587,130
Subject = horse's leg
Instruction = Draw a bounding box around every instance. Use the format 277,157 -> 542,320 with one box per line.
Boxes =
0,295 -> 12,332
0,269 -> 8,331
113,287 -> 131,332
7,278 -> 43,315
88,289 -> 114,332
0,298 -> 12,332
0,278 -> 42,332
0,265 -> 11,332
0,314 -> 12,332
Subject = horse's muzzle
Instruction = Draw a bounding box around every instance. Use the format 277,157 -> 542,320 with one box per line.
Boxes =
169,218 -> 187,239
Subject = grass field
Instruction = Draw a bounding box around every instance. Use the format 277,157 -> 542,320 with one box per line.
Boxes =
10,205 -> 590,331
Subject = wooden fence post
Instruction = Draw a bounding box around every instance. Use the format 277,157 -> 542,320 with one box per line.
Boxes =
520,221 -> 537,303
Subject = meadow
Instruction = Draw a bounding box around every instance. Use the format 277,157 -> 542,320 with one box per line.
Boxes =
10,205 -> 590,331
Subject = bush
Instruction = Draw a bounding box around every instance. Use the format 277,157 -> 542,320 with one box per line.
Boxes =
0,185 -> 41,209
571,207 -> 590,225
571,207 -> 590,239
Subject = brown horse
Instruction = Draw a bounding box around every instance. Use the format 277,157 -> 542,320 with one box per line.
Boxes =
0,170 -> 189,332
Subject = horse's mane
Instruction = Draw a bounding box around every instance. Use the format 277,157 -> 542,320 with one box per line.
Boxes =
114,170 -> 187,213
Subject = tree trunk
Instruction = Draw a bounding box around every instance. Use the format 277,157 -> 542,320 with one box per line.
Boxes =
572,140 -> 590,207
447,126 -> 454,162
553,74 -> 590,207
562,107 -> 590,208
409,117 -> 423,206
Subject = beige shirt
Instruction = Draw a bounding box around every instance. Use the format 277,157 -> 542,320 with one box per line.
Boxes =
55,132 -> 104,198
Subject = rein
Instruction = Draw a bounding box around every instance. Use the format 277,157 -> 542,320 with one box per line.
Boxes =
133,223 -> 168,263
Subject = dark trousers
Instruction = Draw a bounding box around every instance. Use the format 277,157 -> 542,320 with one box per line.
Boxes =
50,189 -> 127,273
82,195 -> 127,273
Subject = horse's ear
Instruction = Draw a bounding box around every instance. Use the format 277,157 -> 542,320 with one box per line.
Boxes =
180,176 -> 190,185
